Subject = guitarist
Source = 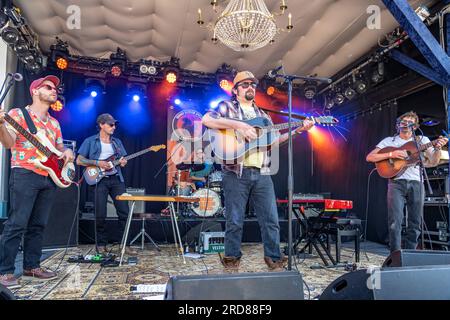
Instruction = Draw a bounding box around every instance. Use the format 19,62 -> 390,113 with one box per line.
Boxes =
202,71 -> 314,271
76,113 -> 136,255
366,111 -> 448,252
0,76 -> 74,289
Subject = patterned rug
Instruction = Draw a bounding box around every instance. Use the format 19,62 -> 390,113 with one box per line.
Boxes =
10,241 -> 389,300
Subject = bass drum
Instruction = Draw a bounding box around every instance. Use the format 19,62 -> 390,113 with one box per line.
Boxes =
190,188 -> 221,218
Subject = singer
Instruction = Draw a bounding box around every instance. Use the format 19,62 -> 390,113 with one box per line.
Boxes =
366,111 -> 448,252
202,70 -> 314,272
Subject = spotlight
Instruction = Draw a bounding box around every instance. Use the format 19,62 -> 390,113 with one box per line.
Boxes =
166,71 -> 177,84
219,79 -> 233,92
14,40 -> 28,54
325,94 -> 335,109
139,64 -> 157,75
85,79 -> 106,97
50,96 -> 64,112
334,92 -> 345,105
344,86 -> 356,100
27,62 -> 42,74
110,47 -> 127,77
127,83 -> 147,100
1,26 -> 19,45
304,85 -> 316,99
56,57 -> 68,70
355,79 -> 367,94
174,98 -> 181,105
266,86 -> 275,96
111,65 -> 122,77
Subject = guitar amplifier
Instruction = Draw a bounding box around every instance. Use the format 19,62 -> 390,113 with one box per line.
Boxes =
106,188 -> 145,217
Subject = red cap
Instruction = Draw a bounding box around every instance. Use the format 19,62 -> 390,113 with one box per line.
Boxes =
29,75 -> 60,96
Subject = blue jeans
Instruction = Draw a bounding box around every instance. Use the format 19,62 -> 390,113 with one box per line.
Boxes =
387,179 -> 424,252
0,168 -> 56,274
222,167 -> 282,261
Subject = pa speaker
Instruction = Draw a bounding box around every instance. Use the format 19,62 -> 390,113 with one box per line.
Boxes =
320,265 -> 450,300
165,271 -> 304,300
0,284 -> 16,300
43,184 -> 79,249
382,249 -> 450,267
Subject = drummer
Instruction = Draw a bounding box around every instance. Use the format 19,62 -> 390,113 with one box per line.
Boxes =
189,148 -> 213,189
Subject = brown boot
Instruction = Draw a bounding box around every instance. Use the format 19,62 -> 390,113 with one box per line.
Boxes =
0,274 -> 21,289
220,256 -> 241,271
23,267 -> 57,280
264,256 -> 286,271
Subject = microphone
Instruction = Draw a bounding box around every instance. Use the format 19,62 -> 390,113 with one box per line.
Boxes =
267,66 -> 283,78
8,73 -> 23,81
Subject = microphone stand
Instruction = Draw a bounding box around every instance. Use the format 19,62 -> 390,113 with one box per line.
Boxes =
410,127 -> 433,250
273,71 -> 331,270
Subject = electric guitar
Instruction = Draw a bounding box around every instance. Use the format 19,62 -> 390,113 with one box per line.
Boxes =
3,113 -> 75,188
375,139 -> 440,178
208,116 -> 338,161
83,144 -> 166,185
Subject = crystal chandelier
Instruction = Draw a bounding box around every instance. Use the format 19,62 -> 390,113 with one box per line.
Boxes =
197,0 -> 293,52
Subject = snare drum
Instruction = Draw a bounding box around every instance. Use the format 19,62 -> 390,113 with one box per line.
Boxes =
190,188 -> 221,217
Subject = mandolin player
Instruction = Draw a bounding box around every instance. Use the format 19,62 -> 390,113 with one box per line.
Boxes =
366,111 -> 448,252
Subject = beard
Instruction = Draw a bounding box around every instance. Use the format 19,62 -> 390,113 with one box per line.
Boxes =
244,91 -> 255,101
39,93 -> 57,103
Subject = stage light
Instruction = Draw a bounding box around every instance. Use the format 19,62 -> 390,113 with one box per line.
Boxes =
266,86 -> 275,96
174,98 -> 181,105
28,62 -> 42,74
132,94 -> 140,102
166,71 -> 177,84
56,57 -> 68,70
304,85 -> 316,99
422,118 -> 440,127
371,62 -> 384,84
85,78 -> 106,97
344,86 -> 356,100
14,40 -> 28,54
355,79 -> 367,94
127,83 -> 147,101
139,64 -> 157,75
219,79 -> 233,92
50,97 -> 64,112
111,65 -> 122,77
324,94 -> 335,109
334,92 -> 345,105
1,26 -> 19,45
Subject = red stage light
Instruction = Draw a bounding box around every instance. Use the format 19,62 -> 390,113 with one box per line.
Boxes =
266,86 -> 275,96
111,65 -> 122,77
219,79 -> 233,92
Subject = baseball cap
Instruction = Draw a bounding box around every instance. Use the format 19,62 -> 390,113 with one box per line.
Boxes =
233,71 -> 259,87
29,75 -> 60,96
96,113 -> 118,125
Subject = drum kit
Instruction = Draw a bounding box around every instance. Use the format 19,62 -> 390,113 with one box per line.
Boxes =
169,162 -> 224,218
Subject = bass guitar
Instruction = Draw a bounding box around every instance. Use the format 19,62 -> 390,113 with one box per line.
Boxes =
83,144 -> 166,185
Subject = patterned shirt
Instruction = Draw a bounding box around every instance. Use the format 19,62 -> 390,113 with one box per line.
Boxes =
6,106 -> 63,176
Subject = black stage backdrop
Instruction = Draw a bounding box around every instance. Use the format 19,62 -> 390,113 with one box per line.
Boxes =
8,66 -> 401,244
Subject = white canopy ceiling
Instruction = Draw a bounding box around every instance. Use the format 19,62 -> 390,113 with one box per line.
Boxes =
14,0 -> 435,78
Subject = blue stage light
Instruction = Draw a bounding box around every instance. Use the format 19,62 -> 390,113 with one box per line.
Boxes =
174,98 -> 181,105
90,90 -> 98,98
133,94 -> 140,102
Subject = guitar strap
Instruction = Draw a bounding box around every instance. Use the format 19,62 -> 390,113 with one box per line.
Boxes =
20,107 -> 38,134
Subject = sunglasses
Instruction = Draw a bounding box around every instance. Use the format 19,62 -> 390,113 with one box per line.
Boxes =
107,123 -> 116,127
39,84 -> 57,91
239,82 -> 257,89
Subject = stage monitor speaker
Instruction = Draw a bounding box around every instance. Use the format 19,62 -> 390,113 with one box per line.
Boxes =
165,271 -> 304,300
382,249 -> 450,267
320,265 -> 450,300
42,184 -> 78,249
0,284 -> 16,300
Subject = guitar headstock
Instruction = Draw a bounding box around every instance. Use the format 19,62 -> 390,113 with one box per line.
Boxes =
312,116 -> 339,126
150,144 -> 166,152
